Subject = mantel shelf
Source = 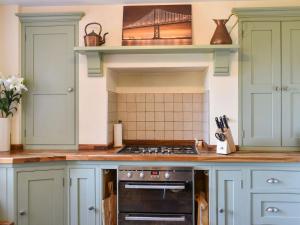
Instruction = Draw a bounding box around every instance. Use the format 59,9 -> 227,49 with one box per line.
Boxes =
74,44 -> 239,77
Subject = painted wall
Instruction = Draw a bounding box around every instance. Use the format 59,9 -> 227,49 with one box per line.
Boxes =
1,0 -> 300,146
0,5 -> 21,144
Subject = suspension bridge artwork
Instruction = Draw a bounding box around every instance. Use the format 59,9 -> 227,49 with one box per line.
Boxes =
122,5 -> 192,46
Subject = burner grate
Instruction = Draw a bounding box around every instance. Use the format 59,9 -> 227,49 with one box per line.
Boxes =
118,145 -> 198,155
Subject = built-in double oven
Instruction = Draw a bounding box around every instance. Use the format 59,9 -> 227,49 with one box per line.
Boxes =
118,167 -> 194,225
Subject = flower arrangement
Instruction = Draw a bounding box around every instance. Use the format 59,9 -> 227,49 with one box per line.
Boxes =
0,76 -> 28,118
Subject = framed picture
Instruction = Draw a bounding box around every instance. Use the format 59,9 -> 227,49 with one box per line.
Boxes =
122,4 -> 192,46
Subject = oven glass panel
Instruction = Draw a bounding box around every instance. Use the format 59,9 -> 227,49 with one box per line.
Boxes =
118,181 -> 193,214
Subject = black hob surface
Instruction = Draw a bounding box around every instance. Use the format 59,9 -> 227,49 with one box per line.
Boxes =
117,145 -> 198,155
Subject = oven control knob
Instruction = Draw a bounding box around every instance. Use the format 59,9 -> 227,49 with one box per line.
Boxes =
164,172 -> 171,179
127,171 -> 133,178
139,172 -> 145,178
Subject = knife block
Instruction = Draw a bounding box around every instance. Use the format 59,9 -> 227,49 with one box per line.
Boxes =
216,128 -> 236,155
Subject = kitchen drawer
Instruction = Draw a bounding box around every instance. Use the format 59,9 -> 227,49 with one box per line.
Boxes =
251,170 -> 300,189
252,193 -> 300,225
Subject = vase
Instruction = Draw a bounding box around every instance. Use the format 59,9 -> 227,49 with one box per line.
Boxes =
210,19 -> 232,45
0,118 -> 11,152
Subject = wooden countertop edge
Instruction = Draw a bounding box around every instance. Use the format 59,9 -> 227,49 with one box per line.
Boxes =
1,151 -> 300,164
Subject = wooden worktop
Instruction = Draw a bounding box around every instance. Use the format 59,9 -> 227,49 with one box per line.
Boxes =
0,221 -> 14,225
1,148 -> 300,164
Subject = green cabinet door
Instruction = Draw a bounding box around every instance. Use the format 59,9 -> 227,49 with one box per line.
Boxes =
69,169 -> 96,225
241,22 -> 282,146
216,170 -> 243,225
17,170 -> 65,225
24,24 -> 76,147
282,21 -> 300,147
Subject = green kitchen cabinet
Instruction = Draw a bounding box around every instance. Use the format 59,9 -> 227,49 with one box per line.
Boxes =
17,13 -> 84,150
282,21 -> 300,147
216,170 -> 243,225
24,25 -> 76,147
237,8 -> 300,147
17,169 -> 65,225
2,161 -> 300,225
69,168 -> 96,225
241,22 -> 282,147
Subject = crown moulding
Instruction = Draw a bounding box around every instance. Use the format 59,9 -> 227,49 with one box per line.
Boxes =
16,12 -> 85,22
232,6 -> 300,18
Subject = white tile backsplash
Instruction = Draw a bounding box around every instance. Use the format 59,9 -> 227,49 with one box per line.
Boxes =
108,92 -> 210,142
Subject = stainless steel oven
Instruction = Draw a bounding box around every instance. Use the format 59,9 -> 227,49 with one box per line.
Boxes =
118,167 -> 194,225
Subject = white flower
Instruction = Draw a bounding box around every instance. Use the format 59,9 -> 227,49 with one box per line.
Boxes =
3,76 -> 28,92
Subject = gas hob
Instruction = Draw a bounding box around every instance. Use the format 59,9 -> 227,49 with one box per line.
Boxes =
117,145 -> 198,155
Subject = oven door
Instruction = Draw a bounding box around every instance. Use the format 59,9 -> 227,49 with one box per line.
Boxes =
118,181 -> 193,214
119,213 -> 193,225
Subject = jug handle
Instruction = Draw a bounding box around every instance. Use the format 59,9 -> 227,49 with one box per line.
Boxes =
85,22 -> 103,35
227,13 -> 238,34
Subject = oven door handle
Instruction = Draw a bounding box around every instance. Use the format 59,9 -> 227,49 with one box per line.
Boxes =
124,184 -> 186,190
125,215 -> 186,222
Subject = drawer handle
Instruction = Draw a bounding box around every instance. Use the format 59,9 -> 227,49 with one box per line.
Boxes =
265,207 -> 279,213
266,178 -> 279,184
125,216 -> 185,222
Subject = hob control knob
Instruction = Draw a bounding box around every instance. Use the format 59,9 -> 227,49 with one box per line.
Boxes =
165,172 -> 171,179
139,172 -> 145,178
127,172 -> 132,178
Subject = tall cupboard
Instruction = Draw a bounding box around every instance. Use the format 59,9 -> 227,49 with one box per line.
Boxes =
236,7 -> 300,147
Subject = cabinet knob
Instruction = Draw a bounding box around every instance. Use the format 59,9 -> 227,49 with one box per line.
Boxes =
19,210 -> 26,216
266,178 -> 279,184
274,86 -> 281,91
282,86 -> 289,91
219,208 -> 224,214
67,87 -> 74,93
88,206 -> 95,211
265,207 -> 279,213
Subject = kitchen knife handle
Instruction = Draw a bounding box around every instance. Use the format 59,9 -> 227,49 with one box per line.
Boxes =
215,117 -> 221,129
219,116 -> 225,132
223,115 -> 229,129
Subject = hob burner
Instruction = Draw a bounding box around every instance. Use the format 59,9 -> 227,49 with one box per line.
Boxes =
118,145 -> 198,155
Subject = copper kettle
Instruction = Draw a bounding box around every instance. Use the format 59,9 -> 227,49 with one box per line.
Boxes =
84,22 -> 108,46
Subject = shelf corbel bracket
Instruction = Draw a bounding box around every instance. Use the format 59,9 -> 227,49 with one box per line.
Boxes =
213,50 -> 231,76
85,52 -> 103,77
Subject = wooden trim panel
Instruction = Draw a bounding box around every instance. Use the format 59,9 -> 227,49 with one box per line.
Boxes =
78,143 -> 113,150
11,144 -> 24,151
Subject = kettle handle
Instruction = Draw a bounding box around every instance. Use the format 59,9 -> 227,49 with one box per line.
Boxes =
85,22 -> 102,35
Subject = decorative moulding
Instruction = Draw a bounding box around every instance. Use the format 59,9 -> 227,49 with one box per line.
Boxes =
232,7 -> 300,18
16,12 -> 85,22
74,44 -> 239,77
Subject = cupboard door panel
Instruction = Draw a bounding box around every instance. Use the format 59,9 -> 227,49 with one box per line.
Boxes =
69,169 -> 96,225
241,22 -> 281,146
17,170 -> 64,225
24,25 -> 76,146
216,170 -> 242,225
282,21 -> 300,146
